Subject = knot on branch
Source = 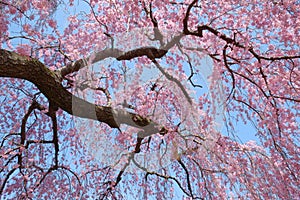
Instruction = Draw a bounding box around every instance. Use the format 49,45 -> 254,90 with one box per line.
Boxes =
131,115 -> 152,127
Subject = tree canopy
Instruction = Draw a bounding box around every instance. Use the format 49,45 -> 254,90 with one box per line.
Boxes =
0,0 -> 299,199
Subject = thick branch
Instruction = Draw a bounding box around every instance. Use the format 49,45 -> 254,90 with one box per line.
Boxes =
58,34 -> 183,78
0,49 -> 157,130
59,47 -> 167,77
59,48 -> 123,77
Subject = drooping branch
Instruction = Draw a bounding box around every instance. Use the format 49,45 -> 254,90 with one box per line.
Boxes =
152,59 -> 193,104
177,158 -> 194,198
183,0 -> 199,34
0,167 -> 17,196
33,165 -> 81,191
19,101 -> 40,167
49,103 -> 59,167
0,1 -> 30,19
143,1 -> 164,46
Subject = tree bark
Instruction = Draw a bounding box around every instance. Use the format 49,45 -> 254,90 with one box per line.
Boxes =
0,49 -> 119,128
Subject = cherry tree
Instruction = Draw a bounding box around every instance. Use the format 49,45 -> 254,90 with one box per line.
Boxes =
0,0 -> 299,199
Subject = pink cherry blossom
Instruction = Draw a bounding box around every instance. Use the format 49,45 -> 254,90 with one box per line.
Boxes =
0,0 -> 299,199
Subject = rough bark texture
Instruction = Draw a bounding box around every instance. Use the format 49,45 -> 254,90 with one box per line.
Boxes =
0,49 -> 119,128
